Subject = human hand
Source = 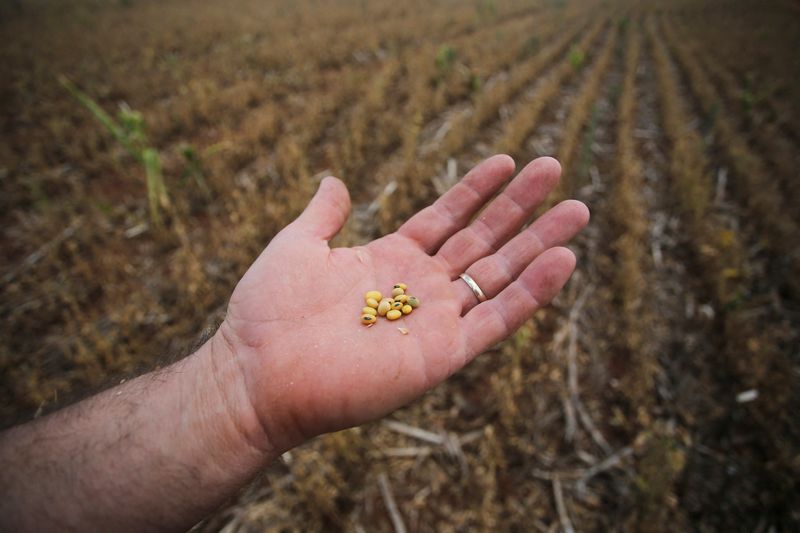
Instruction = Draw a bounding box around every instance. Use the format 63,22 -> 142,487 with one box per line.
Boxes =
217,155 -> 589,454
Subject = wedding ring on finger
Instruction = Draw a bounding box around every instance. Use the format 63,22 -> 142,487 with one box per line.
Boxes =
459,273 -> 487,304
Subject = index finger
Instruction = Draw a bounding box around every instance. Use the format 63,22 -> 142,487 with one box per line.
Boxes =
396,154 -> 515,253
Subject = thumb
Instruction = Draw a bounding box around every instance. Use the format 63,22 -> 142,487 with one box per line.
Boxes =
294,176 -> 351,241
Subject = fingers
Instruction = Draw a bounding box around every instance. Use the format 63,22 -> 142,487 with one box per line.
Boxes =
434,157 -> 562,277
293,176 -> 351,241
460,247 -> 576,363
454,200 -> 590,311
397,154 -> 515,253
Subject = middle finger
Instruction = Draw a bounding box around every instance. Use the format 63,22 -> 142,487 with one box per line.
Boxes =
434,157 -> 561,278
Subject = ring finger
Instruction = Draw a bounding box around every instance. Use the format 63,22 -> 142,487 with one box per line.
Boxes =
454,199 -> 590,313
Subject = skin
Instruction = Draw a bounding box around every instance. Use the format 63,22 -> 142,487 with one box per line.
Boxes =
0,155 -> 589,532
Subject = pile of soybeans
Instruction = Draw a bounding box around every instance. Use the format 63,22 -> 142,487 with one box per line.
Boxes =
360,283 -> 420,325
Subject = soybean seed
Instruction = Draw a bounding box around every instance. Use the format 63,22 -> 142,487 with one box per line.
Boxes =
377,300 -> 392,316
391,287 -> 405,297
386,309 -> 402,320
391,301 -> 403,310
360,314 -> 376,325
394,294 -> 408,304
401,304 -> 412,315
362,307 -> 377,316
393,283 -> 408,290
365,290 -> 382,303
366,298 -> 379,309
407,296 -> 420,308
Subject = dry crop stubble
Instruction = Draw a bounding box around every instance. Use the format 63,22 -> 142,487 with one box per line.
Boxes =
375,9 -> 597,234
376,10 -> 614,237
493,19 -> 608,158
321,7 -> 552,197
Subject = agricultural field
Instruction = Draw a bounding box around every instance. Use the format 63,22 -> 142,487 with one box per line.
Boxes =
1,0 -> 799,530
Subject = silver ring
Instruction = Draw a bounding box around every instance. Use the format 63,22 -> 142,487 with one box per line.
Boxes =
459,273 -> 487,303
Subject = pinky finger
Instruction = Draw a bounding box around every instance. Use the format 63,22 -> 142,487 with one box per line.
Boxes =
460,247 -> 577,363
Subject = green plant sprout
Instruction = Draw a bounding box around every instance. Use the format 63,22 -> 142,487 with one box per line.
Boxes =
58,75 -> 170,226
435,45 -> 457,78
179,144 -> 211,198
569,45 -> 585,71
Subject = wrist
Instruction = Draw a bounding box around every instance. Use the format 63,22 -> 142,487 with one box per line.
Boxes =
213,319 -> 311,455
191,328 -> 279,472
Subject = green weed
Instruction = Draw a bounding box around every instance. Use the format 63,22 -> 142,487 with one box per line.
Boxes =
569,45 -> 585,70
179,144 -> 211,198
59,76 -> 170,226
435,45 -> 457,77
476,0 -> 497,21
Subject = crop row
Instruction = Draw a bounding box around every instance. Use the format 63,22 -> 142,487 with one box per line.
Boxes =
658,17 -> 800,295
608,22 -> 654,407
665,16 -> 800,221
669,1 -> 800,137
647,17 -> 741,303
649,16 -> 797,476
375,17 -> 610,232
554,20 -> 619,195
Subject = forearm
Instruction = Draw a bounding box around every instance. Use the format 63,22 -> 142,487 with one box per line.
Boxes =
0,331 -> 276,532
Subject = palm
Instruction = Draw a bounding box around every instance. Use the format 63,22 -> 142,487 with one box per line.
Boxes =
222,156 -> 590,451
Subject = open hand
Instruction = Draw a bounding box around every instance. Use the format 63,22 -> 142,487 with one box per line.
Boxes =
219,155 -> 590,453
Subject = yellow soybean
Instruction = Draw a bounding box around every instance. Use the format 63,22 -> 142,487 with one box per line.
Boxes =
394,283 -> 408,290
386,309 -> 402,320
360,314 -> 376,325
402,304 -> 412,315
394,294 -> 409,304
391,301 -> 403,310
362,307 -> 377,316
391,287 -> 405,297
377,300 -> 392,316
365,290 -> 382,302
366,298 -> 379,309
407,296 -> 420,308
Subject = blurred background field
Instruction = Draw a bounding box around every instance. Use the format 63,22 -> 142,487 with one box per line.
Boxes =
1,0 -> 799,530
